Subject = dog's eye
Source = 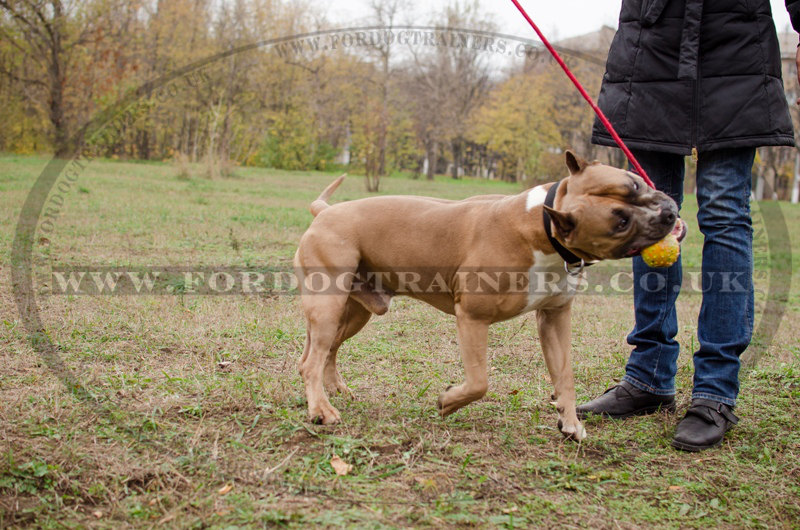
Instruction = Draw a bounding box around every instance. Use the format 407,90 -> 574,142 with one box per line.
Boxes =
616,215 -> 629,230
632,181 -> 639,191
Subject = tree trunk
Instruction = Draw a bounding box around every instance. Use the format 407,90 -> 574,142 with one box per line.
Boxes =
451,139 -> 461,179
48,2 -> 70,158
377,69 -> 388,177
50,79 -> 70,158
426,140 -> 437,180
792,149 -> 800,204
365,172 -> 380,192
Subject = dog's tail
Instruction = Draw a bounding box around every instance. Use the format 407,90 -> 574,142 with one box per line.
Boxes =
310,174 -> 346,217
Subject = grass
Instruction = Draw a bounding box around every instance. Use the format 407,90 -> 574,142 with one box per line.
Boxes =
0,155 -> 798,528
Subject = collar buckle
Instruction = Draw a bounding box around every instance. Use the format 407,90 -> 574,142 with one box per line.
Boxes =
564,259 -> 585,276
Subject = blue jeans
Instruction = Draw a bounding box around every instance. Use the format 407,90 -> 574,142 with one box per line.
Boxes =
623,148 -> 755,407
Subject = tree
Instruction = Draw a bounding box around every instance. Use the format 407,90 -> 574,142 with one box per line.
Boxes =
470,72 -> 561,182
0,0 -> 139,157
355,0 -> 410,191
404,1 -> 494,180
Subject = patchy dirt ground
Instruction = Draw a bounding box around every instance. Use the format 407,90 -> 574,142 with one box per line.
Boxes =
1,157 -> 798,528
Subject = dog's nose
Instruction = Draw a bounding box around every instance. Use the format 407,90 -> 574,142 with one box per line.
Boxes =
660,208 -> 676,226
651,195 -> 678,227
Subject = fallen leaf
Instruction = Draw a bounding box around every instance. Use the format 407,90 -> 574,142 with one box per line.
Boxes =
414,476 -> 437,491
148,498 -> 158,506
92,510 -> 102,518
330,455 -> 352,476
217,361 -> 233,369
508,389 -> 519,395
218,483 -> 233,495
669,485 -> 683,491
157,514 -> 176,525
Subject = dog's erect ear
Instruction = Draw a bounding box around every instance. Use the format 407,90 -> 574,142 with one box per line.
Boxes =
565,150 -> 589,175
543,205 -> 576,240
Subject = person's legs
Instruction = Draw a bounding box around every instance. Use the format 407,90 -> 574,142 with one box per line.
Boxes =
577,146 -> 754,448
577,149 -> 684,419
623,150 -> 685,395
692,147 -> 755,406
671,147 -> 754,452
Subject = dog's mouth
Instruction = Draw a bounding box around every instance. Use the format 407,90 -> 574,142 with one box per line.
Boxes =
624,218 -> 687,257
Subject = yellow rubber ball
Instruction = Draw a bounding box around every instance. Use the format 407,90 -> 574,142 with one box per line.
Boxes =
641,234 -> 680,268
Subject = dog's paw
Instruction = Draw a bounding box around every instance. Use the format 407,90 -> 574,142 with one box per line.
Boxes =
557,419 -> 587,441
323,373 -> 353,397
436,385 -> 455,417
324,381 -> 353,397
323,363 -> 354,397
308,402 -> 341,425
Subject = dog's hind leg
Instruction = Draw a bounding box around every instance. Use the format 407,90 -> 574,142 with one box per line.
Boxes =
298,329 -> 311,369
300,291 -> 350,425
324,297 -> 371,396
295,233 -> 361,424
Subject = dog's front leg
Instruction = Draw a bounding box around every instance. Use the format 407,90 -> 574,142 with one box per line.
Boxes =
536,304 -> 586,441
437,311 -> 490,417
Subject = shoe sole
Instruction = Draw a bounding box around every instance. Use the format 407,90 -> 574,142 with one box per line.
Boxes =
671,439 -> 722,452
577,403 -> 676,420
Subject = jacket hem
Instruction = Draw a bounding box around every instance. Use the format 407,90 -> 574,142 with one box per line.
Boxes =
591,134 -> 691,155
699,135 -> 796,151
591,133 -> 796,155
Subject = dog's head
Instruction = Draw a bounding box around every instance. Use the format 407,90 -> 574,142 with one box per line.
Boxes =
543,151 -> 680,261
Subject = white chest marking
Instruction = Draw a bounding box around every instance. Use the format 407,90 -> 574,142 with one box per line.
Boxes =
522,251 -> 579,312
526,185 -> 547,211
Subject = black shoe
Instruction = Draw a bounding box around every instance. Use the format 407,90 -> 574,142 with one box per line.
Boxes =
576,380 -> 676,420
672,399 -> 738,452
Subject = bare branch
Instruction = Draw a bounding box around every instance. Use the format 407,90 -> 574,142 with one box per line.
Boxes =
0,0 -> 45,39
0,61 -> 46,86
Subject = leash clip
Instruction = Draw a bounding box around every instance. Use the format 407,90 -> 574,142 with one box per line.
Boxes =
565,259 -> 585,276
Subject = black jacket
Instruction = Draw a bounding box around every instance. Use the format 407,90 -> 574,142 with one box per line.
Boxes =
592,0 -> 800,154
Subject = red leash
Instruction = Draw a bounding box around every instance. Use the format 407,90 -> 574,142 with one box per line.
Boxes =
509,0 -> 656,189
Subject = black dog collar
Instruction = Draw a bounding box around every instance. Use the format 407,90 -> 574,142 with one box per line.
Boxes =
542,180 -> 589,274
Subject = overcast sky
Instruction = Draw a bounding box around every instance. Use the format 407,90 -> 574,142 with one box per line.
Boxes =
324,0 -> 795,40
